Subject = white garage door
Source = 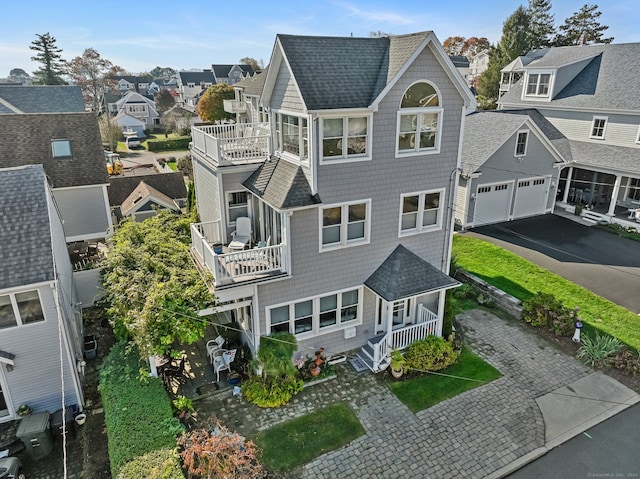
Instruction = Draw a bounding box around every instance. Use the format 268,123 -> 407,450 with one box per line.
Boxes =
513,178 -> 547,219
473,183 -> 511,226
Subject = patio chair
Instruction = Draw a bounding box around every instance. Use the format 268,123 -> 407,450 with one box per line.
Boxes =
212,348 -> 237,382
206,336 -> 225,364
229,217 -> 252,250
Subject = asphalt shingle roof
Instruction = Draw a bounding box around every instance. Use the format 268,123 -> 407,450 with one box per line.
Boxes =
108,172 -> 187,206
120,181 -> 179,216
0,85 -> 85,113
242,157 -> 321,209
0,165 -> 55,290
234,68 -> 268,96
364,245 -> 459,302
178,70 -> 215,84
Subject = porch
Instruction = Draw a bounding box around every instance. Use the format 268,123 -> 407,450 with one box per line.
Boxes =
190,122 -> 270,168
190,220 -> 288,288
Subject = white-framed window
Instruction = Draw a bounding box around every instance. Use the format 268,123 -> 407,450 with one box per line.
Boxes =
320,200 -> 371,251
321,116 -> 370,163
515,130 -> 529,156
227,191 -> 248,226
51,139 -> 72,158
590,116 -> 608,139
398,189 -> 444,236
396,81 -> 443,156
267,287 -> 362,337
127,105 -> 147,114
274,112 -> 309,162
525,72 -> 552,97
0,290 -> 45,330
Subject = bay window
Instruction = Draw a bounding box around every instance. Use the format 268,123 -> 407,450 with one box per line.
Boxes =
275,112 -> 309,161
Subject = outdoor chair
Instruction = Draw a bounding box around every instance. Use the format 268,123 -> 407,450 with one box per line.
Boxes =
212,348 -> 237,382
229,217 -> 252,250
206,336 -> 225,364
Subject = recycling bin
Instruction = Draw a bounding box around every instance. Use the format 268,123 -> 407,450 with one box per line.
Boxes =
51,407 -> 76,441
16,411 -> 53,459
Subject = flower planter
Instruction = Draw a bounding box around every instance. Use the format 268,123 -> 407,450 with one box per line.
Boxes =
212,243 -> 223,254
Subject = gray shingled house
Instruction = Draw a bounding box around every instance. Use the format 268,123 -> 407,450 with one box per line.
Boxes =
498,43 -> 640,229
0,165 -> 84,423
189,31 -> 476,371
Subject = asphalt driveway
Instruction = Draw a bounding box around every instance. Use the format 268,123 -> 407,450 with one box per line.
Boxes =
465,214 -> 640,313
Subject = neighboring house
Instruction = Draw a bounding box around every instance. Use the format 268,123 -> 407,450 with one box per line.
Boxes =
0,86 -> 112,243
110,91 -> 160,131
189,32 -> 476,372
211,64 -> 255,85
498,43 -> 640,228
449,55 -> 470,85
0,165 -> 84,422
225,68 -> 269,124
120,181 -> 182,221
112,75 -> 153,95
113,111 -> 146,138
469,49 -> 489,86
177,70 -> 215,109
456,110 -> 565,228
108,172 -> 187,222
162,104 -> 196,134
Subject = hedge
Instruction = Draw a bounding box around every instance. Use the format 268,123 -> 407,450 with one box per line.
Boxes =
116,448 -> 184,479
146,136 -> 191,152
100,342 -> 183,477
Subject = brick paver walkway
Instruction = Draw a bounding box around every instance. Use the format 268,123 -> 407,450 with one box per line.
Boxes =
201,309 -> 592,478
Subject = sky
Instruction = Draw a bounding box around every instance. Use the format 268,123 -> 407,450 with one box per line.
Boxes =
1,0 -> 638,77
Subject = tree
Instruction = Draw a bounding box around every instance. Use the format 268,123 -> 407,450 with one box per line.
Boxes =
155,88 -> 176,113
99,115 -> 122,152
149,66 -> 177,78
30,32 -> 67,85
67,48 -> 115,112
462,37 -> 491,58
196,83 -> 234,123
553,4 -> 613,46
369,31 -> 393,38
528,0 -> 556,49
101,211 -> 213,357
8,68 -> 30,84
239,57 -> 262,72
443,36 -> 467,56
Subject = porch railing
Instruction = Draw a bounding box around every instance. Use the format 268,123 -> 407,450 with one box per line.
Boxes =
390,305 -> 440,350
372,333 -> 389,372
191,123 -> 270,167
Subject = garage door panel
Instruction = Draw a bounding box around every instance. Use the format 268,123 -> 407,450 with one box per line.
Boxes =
473,183 -> 511,226
513,178 -> 547,219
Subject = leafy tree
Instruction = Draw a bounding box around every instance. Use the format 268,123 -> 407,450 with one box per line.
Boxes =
30,32 -> 67,85
196,83 -> 234,123
528,0 -> 556,49
8,68 -> 30,84
369,31 -> 393,38
154,88 -> 176,113
553,4 -> 613,46
99,115 -> 122,152
179,156 -> 194,182
67,48 -> 115,112
239,57 -> 262,72
149,66 -> 176,78
463,37 -> 491,58
101,211 -> 213,357
443,36 -> 467,56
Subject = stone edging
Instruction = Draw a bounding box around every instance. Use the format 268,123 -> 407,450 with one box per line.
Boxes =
302,374 -> 337,389
454,269 -> 523,319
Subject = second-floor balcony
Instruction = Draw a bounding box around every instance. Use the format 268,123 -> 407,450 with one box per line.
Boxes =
223,99 -> 248,114
191,122 -> 270,168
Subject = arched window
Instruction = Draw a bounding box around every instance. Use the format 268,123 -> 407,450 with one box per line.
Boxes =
396,82 -> 443,155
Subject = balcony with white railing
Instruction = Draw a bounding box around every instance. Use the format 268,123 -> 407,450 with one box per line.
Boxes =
190,220 -> 288,288
191,122 -> 270,168
223,99 -> 248,114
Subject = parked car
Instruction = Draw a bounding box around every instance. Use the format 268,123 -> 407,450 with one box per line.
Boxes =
125,136 -> 141,149
0,457 -> 25,479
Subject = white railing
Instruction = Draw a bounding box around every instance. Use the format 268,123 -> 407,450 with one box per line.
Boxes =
372,333 -> 389,372
191,220 -> 223,246
191,123 -> 270,166
390,305 -> 440,350
223,99 -> 247,113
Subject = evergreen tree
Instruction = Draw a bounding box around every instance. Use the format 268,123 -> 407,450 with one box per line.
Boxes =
30,33 -> 67,85
553,4 -> 613,46
528,0 -> 556,49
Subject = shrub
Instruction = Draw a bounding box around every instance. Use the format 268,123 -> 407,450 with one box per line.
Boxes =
242,375 -> 304,408
404,336 -> 459,372
577,333 -> 623,368
452,283 -> 476,300
116,448 -> 183,479
256,332 -> 298,378
100,342 -> 183,477
611,349 -> 640,376
522,292 -> 577,335
147,136 -> 191,152
178,424 -> 264,479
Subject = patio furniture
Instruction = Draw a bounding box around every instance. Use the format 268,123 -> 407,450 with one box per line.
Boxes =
206,336 -> 225,364
212,348 -> 237,382
229,217 -> 251,250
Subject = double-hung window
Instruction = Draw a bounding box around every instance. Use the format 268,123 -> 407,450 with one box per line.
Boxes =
590,116 -> 607,139
320,200 -> 370,250
51,139 -> 72,158
0,290 -> 44,330
227,191 -> 248,225
275,112 -> 309,162
515,130 -> 529,156
525,73 -> 551,97
396,82 -> 443,156
322,116 -> 369,162
399,189 -> 444,235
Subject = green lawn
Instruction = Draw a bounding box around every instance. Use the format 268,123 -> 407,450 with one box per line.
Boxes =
253,402 -> 364,472
452,234 -> 640,350
166,161 -> 177,171
388,347 -> 501,413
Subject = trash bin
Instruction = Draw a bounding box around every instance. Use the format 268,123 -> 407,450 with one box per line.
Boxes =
16,411 -> 53,459
84,334 -> 97,360
50,408 -> 76,441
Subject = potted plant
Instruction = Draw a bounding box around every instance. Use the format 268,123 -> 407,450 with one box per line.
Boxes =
389,349 -> 406,379
16,404 -> 31,417
309,362 -> 320,377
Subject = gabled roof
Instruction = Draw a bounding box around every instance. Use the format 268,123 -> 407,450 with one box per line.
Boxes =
449,55 -> 470,68
115,91 -> 156,108
108,172 -> 187,206
0,165 -> 55,290
0,112 -> 109,188
212,64 -> 254,79
113,75 -> 153,84
234,67 -> 268,96
120,181 -> 180,216
114,111 -> 146,125
178,70 -> 215,84
501,49 -> 549,73
364,245 -> 459,302
242,157 -> 322,210
0,85 -> 85,114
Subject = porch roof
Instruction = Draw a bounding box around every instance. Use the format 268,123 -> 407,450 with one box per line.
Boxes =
364,245 -> 459,302
242,156 -> 322,209
567,140 -> 640,176
0,350 -> 15,365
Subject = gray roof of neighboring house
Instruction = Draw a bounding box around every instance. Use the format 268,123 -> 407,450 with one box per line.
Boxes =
364,245 -> 459,302
212,64 -> 254,79
113,75 -> 152,84
178,70 -> 215,84
108,172 -> 187,206
0,112 -> 109,188
120,181 -> 180,216
0,85 -> 85,114
242,157 -> 322,210
234,68 -> 268,96
0,165 -> 55,290
500,43 -> 640,111
449,55 -> 470,68
277,32 -> 431,110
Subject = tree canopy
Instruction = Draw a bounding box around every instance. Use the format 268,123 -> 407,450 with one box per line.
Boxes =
67,48 -> 115,112
553,4 -> 613,46
239,57 -> 262,72
30,32 -> 67,85
8,68 -> 30,84
155,88 -> 176,113
101,211 -> 214,357
442,37 -> 490,58
149,66 -> 177,78
529,0 -> 555,49
196,83 -> 234,123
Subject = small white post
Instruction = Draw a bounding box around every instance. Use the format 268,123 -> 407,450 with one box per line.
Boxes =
572,321 -> 583,343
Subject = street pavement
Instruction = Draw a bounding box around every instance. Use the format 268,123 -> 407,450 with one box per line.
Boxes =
465,214 -> 640,313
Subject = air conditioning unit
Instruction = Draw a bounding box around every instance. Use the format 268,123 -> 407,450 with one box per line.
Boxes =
344,327 -> 356,339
